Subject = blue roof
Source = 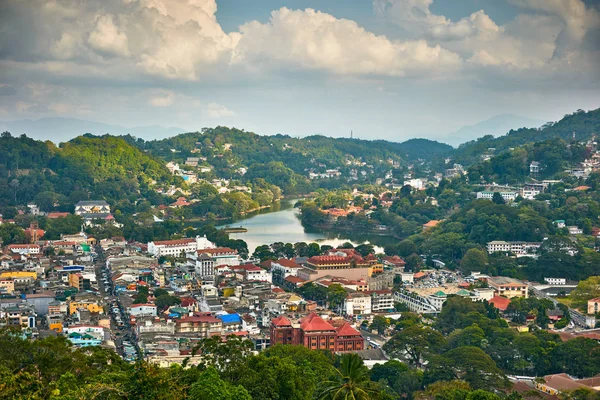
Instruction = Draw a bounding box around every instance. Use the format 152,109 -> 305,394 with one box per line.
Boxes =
217,314 -> 241,324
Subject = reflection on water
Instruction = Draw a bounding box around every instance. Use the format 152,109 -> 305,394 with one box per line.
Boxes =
217,199 -> 396,254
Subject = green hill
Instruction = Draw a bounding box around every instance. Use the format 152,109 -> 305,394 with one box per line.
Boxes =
452,108 -> 600,165
0,133 -> 178,211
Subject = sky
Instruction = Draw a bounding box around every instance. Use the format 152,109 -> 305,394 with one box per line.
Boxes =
0,0 -> 599,142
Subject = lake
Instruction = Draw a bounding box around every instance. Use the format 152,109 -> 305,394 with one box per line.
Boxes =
217,200 -> 396,254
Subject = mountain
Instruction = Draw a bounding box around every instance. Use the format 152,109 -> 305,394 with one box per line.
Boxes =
0,117 -> 187,143
453,108 -> 600,168
442,114 -> 545,146
0,133 -> 179,209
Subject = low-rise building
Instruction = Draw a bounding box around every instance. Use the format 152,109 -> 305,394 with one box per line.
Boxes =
486,276 -> 528,298
129,303 -> 158,317
588,297 -> 600,315
367,290 -> 394,313
147,236 -> 215,257
476,191 -> 517,202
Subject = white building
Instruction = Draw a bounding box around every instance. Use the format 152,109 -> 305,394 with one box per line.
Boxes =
343,292 -> 372,316
568,226 -> 583,235
194,254 -> 215,280
196,247 -> 240,266
369,290 -> 394,313
486,241 -> 541,256
129,304 -> 158,317
148,236 -> 215,257
271,259 -> 303,279
403,178 -> 426,190
544,277 -> 566,285
476,191 -> 518,202
6,244 -> 41,255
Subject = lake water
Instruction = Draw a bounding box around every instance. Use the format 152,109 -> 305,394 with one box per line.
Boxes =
217,200 -> 396,254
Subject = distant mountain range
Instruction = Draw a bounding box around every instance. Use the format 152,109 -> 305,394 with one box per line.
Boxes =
440,114 -> 546,146
0,113 -> 561,149
0,117 -> 188,143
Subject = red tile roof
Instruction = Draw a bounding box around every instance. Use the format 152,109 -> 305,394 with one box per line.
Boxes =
489,296 -> 511,311
152,238 -> 195,246
197,247 -> 237,255
271,315 -> 292,327
47,212 -> 70,219
335,322 -> 362,337
307,255 -> 350,265
300,312 -> 335,332
275,258 -> 301,268
284,276 -> 307,285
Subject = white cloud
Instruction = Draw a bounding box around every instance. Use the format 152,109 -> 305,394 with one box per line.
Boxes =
374,0 -> 499,40
16,102 -> 35,112
374,0 -> 599,72
235,7 -> 461,77
148,90 -> 175,107
204,103 -> 235,117
48,102 -> 70,113
88,14 -> 130,57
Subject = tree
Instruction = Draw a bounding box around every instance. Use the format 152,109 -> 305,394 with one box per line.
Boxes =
327,284 -> 348,311
189,367 -> 251,400
384,325 -> 446,367
460,249 -> 488,274
431,347 -> 509,391
397,240 -> 418,257
491,192 -> 505,204
371,315 -> 391,335
570,276 -> 600,310
405,253 -> 424,272
154,294 -> 180,310
316,353 -> 376,400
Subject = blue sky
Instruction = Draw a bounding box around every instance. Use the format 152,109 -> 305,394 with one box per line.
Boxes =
0,0 -> 598,143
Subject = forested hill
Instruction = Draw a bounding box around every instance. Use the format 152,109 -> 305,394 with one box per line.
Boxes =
0,133 -> 179,210
125,127 -> 453,174
452,108 -> 600,165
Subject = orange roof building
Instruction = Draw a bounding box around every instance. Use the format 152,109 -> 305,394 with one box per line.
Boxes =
270,312 -> 363,352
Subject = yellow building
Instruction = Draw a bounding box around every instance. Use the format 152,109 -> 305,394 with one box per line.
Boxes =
0,278 -> 15,294
588,297 -> 600,315
68,300 -> 103,315
0,271 -> 37,280
68,273 -> 84,290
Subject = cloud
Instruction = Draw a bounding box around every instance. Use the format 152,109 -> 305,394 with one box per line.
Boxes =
16,102 -> 35,112
88,14 -> 130,57
48,102 -> 70,113
204,103 -> 235,118
0,84 -> 17,96
148,90 -> 175,107
235,7 -> 461,77
373,0 -> 599,73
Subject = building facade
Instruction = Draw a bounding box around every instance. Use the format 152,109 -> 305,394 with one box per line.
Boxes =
270,313 -> 364,352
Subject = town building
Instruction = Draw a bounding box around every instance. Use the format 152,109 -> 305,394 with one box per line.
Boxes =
147,236 -> 215,257
270,313 -> 364,352
544,277 -> 566,285
128,303 -> 158,318
74,200 -> 111,220
343,291 -> 372,316
476,191 -> 518,202
367,290 -> 394,313
6,244 -> 41,255
196,247 -> 241,266
588,298 -> 600,315
486,241 -> 541,256
299,252 -> 372,281
486,276 -> 528,298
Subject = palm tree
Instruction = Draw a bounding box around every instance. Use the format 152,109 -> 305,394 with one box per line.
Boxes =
316,353 -> 376,400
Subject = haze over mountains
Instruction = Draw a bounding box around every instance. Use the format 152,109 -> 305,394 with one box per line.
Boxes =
440,114 -> 546,146
1,114 -> 548,147
0,117 -> 188,144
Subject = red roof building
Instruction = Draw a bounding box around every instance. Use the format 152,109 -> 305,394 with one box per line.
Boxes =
270,312 -> 363,352
47,212 -> 70,219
